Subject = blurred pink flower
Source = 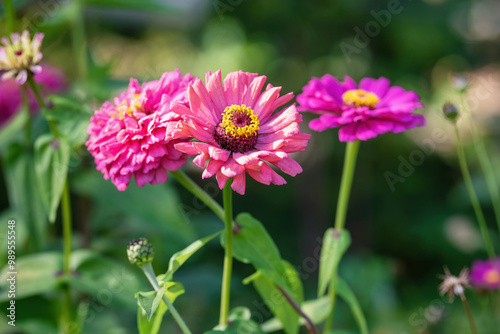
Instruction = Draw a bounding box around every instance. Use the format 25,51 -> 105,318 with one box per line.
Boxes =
86,69 -> 194,191
0,63 -> 67,127
0,30 -> 44,84
172,70 -> 311,195
297,75 -> 425,142
470,257 -> 500,290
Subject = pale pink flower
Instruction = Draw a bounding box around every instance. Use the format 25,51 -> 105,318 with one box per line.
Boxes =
86,70 -> 194,191
172,70 -> 311,195
297,75 -> 425,142
0,30 -> 44,84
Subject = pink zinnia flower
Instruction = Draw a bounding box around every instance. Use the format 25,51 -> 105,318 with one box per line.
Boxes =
86,70 -> 194,191
0,30 -> 44,84
297,75 -> 425,142
470,258 -> 500,290
172,70 -> 311,195
0,63 -> 67,127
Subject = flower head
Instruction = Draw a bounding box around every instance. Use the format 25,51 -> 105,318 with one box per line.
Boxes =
470,257 -> 500,290
297,75 -> 425,142
86,69 -> 194,191
0,30 -> 44,84
172,70 -> 311,195
127,238 -> 154,266
438,267 -> 470,302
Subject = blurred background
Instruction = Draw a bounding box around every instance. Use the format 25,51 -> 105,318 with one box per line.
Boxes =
0,0 -> 500,333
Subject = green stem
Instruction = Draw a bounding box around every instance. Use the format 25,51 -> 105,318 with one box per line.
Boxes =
219,181 -> 233,325
62,181 -> 72,275
460,94 -> 500,240
454,126 -> 495,258
141,263 -> 192,334
27,76 -> 59,138
460,294 -> 479,334
70,0 -> 88,83
3,0 -> 16,34
170,170 -> 225,222
324,140 -> 360,332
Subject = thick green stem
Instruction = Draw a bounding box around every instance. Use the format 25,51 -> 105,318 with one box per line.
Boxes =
3,0 -> 16,34
170,170 -> 225,221
27,76 -> 59,138
219,181 -> 233,325
454,126 -> 496,258
324,140 -> 360,332
141,263 -> 192,334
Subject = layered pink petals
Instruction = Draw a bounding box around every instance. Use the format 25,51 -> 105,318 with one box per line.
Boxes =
86,69 -> 194,191
173,70 -> 311,195
298,75 -> 425,142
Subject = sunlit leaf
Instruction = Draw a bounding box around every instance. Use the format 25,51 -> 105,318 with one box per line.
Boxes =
318,228 -> 351,296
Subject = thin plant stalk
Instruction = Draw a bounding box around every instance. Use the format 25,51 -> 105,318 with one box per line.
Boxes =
219,181 -> 233,325
276,285 -> 317,334
460,293 -> 479,334
454,126 -> 496,258
170,170 -> 225,221
324,140 -> 360,332
141,263 -> 192,334
27,76 -> 59,138
3,0 -> 16,34
460,94 -> 500,239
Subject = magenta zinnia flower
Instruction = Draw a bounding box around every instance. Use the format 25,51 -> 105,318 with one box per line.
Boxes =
297,75 -> 425,142
86,70 -> 194,191
172,70 -> 311,195
470,258 -> 500,290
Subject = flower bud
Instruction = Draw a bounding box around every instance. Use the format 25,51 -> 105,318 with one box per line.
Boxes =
449,72 -> 468,92
443,103 -> 459,121
127,238 -> 154,266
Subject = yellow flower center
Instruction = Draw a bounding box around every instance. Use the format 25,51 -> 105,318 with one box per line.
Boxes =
220,104 -> 260,138
342,89 -> 380,109
112,94 -> 142,119
485,269 -> 500,285
214,104 -> 260,153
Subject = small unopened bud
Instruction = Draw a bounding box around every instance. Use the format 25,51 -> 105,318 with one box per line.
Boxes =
443,103 -> 459,121
127,238 -> 154,266
450,72 -> 468,92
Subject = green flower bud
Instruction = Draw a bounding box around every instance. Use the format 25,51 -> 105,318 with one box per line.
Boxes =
127,238 -> 154,266
443,103 -> 459,122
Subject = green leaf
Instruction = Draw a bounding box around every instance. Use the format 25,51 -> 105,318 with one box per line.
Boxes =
65,250 -> 143,311
205,308 -> 265,334
0,252 -> 62,301
225,213 -> 288,288
34,134 -> 71,223
245,261 -> 303,334
136,289 -> 164,321
2,142 -> 48,250
0,108 -> 28,152
163,231 -> 222,281
334,277 -> 369,334
136,282 -> 185,334
318,228 -> 351,296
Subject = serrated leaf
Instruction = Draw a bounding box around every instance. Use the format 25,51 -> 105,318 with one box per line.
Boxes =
318,228 -> 351,296
224,213 -> 288,288
164,231 -> 221,281
34,134 -> 71,223
335,277 -> 369,334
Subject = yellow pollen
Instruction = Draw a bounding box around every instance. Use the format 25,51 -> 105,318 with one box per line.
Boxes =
342,89 -> 380,108
485,269 -> 500,285
220,104 -> 260,138
113,94 -> 142,119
